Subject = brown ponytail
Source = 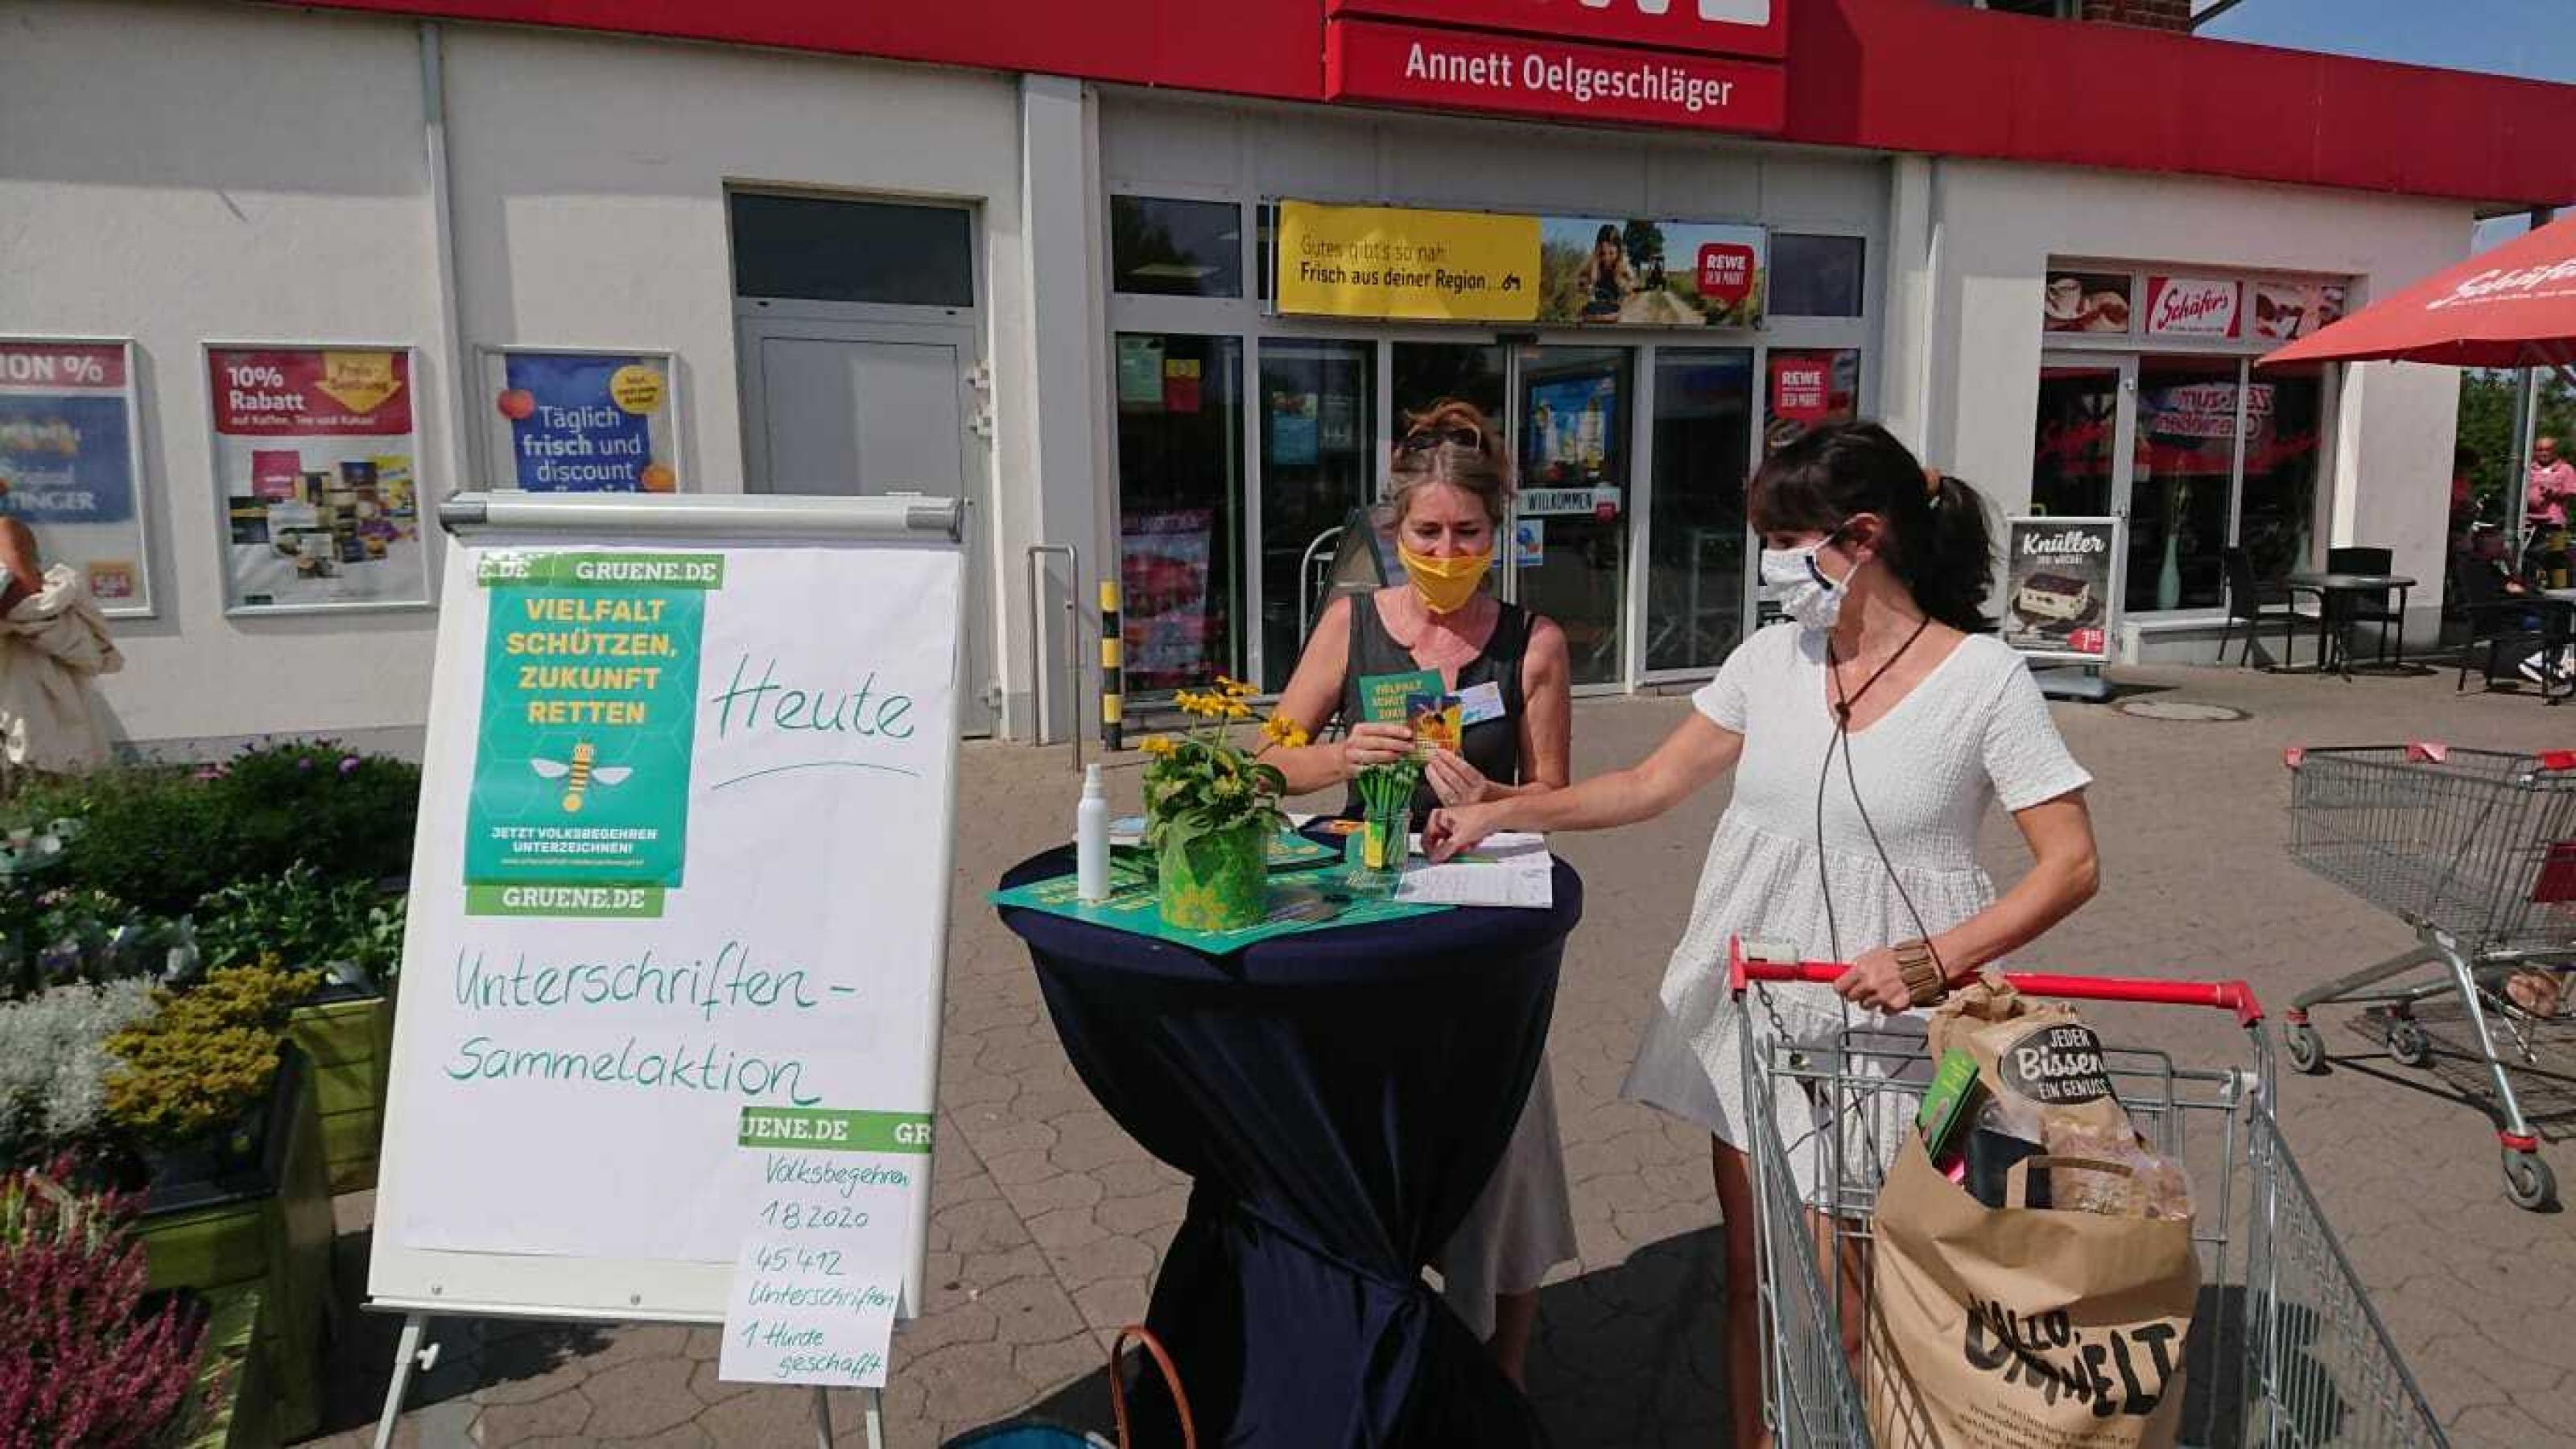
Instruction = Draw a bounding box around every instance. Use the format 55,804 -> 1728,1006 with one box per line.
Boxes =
1749,420 -> 1997,633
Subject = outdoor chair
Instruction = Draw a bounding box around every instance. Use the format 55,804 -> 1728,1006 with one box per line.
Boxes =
2326,546 -> 2405,665
2454,560 -> 2572,700
2217,547 -> 2314,669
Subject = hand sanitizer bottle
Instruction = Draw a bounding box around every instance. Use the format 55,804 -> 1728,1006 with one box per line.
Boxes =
1075,763 -> 1111,902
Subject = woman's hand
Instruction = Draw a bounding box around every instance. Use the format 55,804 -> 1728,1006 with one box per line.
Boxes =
1339,722 -> 1415,775
1423,801 -> 1508,861
1833,947 -> 1913,1013
1423,748 -> 1492,807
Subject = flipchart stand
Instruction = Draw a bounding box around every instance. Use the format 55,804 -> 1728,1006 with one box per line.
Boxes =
368,489 -> 971,1449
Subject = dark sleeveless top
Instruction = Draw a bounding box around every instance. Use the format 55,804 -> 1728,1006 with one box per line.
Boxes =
1337,592 -> 1531,824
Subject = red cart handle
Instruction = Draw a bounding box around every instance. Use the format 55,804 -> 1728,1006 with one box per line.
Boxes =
1727,939 -> 2264,1028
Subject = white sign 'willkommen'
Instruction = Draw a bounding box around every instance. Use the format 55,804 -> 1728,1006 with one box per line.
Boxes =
377,536 -> 960,1282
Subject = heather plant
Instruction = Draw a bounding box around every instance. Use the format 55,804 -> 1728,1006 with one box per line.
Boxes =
103,960 -> 308,1154
0,1165 -> 217,1448
0,981 -> 158,1169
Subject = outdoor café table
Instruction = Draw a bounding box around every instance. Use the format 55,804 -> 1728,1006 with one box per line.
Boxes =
996,842 -> 1584,1448
2285,570 -> 2415,678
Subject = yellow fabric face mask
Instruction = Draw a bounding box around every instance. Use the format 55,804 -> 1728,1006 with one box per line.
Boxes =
1397,544 -> 1493,615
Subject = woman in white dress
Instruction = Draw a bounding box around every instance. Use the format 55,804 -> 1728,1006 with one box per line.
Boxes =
1426,420 -> 2101,1448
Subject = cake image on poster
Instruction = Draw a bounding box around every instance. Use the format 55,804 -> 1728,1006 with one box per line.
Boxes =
2042,272 -> 2133,333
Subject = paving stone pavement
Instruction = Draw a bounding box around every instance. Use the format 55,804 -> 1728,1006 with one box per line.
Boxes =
303,662 -> 2576,1447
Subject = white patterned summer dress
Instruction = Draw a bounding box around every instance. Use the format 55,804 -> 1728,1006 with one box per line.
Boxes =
1619,624 -> 2092,1204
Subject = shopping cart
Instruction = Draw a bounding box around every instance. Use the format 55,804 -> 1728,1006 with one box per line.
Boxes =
1730,943 -> 2447,1449
2280,742 -> 2576,1209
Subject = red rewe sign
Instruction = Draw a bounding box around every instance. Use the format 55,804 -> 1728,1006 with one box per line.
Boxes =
1327,20 -> 1785,134
1698,243 -> 1757,306
1328,0 -> 1786,60
1770,356 -> 1830,422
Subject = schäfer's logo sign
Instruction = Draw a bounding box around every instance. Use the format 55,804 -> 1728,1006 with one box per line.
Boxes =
1326,0 -> 1788,60
2145,277 -> 2242,339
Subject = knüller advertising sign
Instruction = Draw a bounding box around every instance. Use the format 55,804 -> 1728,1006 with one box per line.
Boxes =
2003,517 -> 2123,666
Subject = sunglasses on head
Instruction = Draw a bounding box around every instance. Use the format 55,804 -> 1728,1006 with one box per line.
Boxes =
1398,423 -> 1484,454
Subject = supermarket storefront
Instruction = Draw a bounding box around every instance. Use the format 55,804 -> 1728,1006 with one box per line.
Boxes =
6,0 -> 2574,749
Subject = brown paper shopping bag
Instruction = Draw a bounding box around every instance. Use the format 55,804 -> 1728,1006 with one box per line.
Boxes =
1868,1137 -> 2197,1449
1867,979 -> 2199,1449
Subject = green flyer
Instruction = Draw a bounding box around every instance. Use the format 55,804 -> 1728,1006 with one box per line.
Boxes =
463,551 -> 723,916
1358,668 -> 1441,724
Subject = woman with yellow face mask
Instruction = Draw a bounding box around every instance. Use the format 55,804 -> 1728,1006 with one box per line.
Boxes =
1258,398 -> 1575,1387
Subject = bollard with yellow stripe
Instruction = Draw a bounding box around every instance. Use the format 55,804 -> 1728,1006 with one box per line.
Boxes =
1098,578 -> 1124,752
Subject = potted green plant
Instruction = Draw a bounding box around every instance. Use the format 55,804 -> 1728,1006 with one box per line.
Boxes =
194,869 -> 405,1191
1137,679 -> 1295,931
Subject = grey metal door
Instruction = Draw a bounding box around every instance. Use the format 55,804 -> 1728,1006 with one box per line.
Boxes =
738,317 -> 996,733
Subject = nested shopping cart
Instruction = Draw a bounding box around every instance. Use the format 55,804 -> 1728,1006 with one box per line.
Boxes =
2281,742 -> 2576,1209
1729,943 -> 2448,1449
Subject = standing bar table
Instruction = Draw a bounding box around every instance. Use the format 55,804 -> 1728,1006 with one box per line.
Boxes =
996,844 -> 1583,1448
2285,571 -> 2415,678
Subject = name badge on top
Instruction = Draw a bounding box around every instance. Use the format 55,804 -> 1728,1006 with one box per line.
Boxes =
1458,680 -> 1507,727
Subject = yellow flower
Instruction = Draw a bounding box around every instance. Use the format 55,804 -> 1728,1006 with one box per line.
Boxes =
1217,675 -> 1259,699
1225,700 -> 1252,720
1139,735 -> 1178,758
1261,715 -> 1311,749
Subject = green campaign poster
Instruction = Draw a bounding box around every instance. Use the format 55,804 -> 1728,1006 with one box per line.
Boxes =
464,551 -> 723,915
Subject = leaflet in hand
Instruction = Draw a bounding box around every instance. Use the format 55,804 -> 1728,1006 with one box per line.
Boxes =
1356,669 -> 1459,758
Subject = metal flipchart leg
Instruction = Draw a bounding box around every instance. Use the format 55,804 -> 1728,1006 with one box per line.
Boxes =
866,1387 -> 886,1448
812,1386 -> 834,1449
373,1313 -> 439,1449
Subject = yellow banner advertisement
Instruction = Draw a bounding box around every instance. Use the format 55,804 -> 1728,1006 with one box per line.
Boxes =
1277,201 -> 1540,322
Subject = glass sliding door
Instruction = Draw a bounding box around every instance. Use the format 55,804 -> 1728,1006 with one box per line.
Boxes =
1514,347 -> 1632,687
2241,363 -> 2325,584
1647,349 -> 1755,672
1390,341 -> 1508,434
2131,356 -> 2239,613
1257,340 -> 1374,689
2032,357 -> 2126,518
1114,333 -> 1243,693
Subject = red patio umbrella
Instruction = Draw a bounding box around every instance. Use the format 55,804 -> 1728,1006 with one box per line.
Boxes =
2263,212 -> 2576,377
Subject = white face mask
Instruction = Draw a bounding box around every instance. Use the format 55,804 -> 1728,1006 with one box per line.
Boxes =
1759,535 -> 1853,631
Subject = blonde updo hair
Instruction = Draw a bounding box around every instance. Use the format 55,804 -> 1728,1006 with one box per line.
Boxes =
1387,399 -> 1513,526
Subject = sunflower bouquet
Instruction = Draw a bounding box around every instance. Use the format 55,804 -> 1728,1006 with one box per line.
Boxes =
1137,679 -> 1304,930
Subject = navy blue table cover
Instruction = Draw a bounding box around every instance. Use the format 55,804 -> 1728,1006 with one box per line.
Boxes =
997,844 -> 1583,1447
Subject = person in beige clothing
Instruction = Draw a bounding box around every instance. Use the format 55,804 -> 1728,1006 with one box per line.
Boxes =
0,508 -> 122,778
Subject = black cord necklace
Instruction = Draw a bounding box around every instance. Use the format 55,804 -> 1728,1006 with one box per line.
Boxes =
1826,613 -> 1933,722
1814,609 -> 1938,976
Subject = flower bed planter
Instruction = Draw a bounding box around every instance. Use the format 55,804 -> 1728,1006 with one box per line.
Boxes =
184,1282 -> 274,1449
286,977 -> 394,1192
135,1045 -> 336,1445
